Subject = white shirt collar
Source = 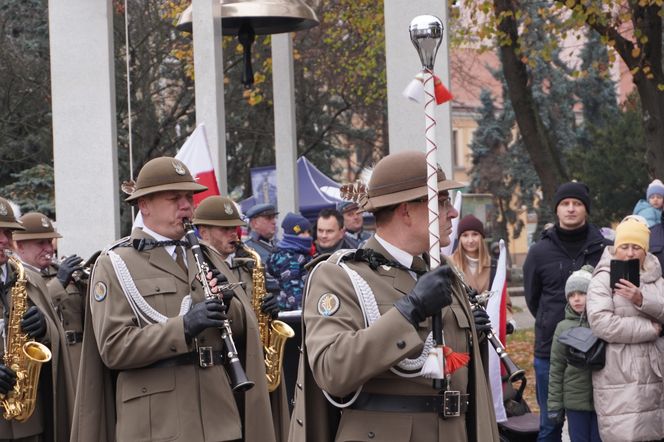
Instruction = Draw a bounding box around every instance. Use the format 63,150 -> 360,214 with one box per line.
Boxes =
0,263 -> 6,283
141,225 -> 184,260
373,233 -> 419,280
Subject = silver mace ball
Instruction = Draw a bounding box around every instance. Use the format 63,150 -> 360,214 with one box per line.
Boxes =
409,15 -> 444,70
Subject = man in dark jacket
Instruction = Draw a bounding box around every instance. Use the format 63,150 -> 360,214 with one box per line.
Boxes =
523,182 -> 610,442
650,210 -> 664,270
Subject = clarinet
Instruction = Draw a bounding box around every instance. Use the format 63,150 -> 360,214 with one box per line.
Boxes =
183,219 -> 255,392
450,266 -> 525,383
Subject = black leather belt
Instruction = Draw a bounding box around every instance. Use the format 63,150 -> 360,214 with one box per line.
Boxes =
147,349 -> 225,369
64,331 -> 83,345
350,392 -> 469,416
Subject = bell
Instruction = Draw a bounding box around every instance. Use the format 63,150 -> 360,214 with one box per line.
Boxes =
176,0 -> 319,88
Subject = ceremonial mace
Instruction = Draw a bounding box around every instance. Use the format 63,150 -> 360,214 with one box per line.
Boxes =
409,15 -> 447,391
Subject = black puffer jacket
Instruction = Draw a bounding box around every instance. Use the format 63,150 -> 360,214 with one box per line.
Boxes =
650,214 -> 664,271
523,224 -> 609,358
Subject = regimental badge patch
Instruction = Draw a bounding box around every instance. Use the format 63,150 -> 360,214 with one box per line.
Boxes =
317,293 -> 340,317
0,203 -> 6,216
41,217 -> 50,228
94,282 -> 108,302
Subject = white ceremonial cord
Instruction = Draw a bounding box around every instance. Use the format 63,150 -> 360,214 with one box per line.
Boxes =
108,251 -> 191,325
339,262 -> 434,377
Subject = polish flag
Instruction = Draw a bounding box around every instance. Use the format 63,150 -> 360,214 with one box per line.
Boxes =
486,239 -> 508,422
175,123 -> 220,206
133,124 -> 220,228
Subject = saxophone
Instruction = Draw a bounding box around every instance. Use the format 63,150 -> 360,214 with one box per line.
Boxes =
239,244 -> 294,392
0,256 -> 52,421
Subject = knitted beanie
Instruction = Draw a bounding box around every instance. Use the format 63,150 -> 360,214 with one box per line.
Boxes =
553,181 -> 591,213
457,214 -> 485,238
646,179 -> 664,199
565,265 -> 594,298
614,217 -> 650,252
281,212 -> 312,235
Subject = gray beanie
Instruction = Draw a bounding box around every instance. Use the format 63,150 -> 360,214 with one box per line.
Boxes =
565,265 -> 594,298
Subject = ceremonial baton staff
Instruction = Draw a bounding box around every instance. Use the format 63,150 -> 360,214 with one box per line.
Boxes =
409,15 -> 446,390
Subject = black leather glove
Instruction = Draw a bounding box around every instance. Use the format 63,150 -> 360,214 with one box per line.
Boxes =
394,265 -> 454,328
548,409 -> 565,425
57,255 -> 83,288
261,293 -> 280,319
0,365 -> 16,395
208,268 -> 234,306
21,306 -> 47,340
182,299 -> 227,343
472,308 -> 492,334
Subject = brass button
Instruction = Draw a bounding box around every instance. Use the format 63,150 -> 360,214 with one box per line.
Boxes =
297,383 -> 303,390
296,419 -> 303,426
155,287 -> 161,292
368,431 -> 375,438
396,340 -> 406,349
141,387 -> 147,393
170,345 -> 177,352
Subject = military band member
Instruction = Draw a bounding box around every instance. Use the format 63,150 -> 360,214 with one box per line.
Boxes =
288,151 -> 500,442
243,203 -> 279,263
71,158 -> 275,442
0,199 -> 74,441
12,212 -> 86,377
193,195 -> 289,442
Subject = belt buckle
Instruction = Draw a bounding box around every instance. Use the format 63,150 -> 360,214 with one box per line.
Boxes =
442,390 -> 461,418
65,330 -> 77,346
198,346 -> 214,368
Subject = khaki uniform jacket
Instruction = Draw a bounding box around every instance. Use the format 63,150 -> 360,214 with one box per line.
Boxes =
288,237 -> 499,442
70,229 -> 275,442
43,264 -> 86,378
0,265 -> 74,441
218,246 -> 290,442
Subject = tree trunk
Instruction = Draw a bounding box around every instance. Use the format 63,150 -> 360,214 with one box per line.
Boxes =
493,0 -> 568,206
634,80 -> 664,178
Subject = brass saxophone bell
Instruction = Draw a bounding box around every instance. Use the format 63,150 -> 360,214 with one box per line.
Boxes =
176,0 -> 319,88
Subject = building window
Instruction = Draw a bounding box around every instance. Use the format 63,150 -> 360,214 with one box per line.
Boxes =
452,129 -> 461,169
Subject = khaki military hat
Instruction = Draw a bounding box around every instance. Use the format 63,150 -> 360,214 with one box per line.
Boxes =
124,157 -> 208,203
361,150 -> 463,212
12,212 -> 62,241
0,197 -> 25,231
192,196 -> 246,227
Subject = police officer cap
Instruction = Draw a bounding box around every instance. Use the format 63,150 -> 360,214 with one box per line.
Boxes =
361,150 -> 463,212
192,196 -> 246,228
124,157 -> 208,204
12,212 -> 62,241
0,197 -> 25,231
245,203 -> 278,219
337,201 -> 359,213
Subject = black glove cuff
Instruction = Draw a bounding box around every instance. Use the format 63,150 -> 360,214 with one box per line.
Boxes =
394,297 -> 423,329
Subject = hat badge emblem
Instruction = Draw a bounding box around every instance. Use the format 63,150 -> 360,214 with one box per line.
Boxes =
41,217 -> 50,228
224,203 -> 234,215
172,160 -> 186,176
0,204 -> 6,216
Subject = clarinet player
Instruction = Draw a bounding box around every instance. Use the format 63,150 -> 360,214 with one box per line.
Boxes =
71,157 -> 275,442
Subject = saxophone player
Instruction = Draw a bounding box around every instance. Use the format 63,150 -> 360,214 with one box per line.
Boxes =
72,158 -> 275,442
192,195 -> 289,442
12,212 -> 86,378
0,197 -> 74,441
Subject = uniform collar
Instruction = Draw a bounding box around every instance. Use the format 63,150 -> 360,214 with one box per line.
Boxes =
373,233 -> 422,280
141,225 -> 185,259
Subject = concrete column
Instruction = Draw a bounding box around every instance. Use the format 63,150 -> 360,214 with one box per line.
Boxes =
49,0 -> 119,258
384,0 -> 453,178
272,34 -> 299,225
192,0 -> 228,194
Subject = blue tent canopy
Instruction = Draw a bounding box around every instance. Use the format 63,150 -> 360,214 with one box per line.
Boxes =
240,157 -> 343,221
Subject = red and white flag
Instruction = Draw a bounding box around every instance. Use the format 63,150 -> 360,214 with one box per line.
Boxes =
133,124 -> 220,228
486,239 -> 508,422
175,124 -> 220,206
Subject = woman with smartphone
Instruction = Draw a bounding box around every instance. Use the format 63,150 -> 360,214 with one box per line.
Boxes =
586,216 -> 664,442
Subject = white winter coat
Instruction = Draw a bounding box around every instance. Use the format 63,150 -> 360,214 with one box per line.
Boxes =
587,247 -> 664,442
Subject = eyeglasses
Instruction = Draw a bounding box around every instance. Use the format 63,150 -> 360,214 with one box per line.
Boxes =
411,195 -> 452,210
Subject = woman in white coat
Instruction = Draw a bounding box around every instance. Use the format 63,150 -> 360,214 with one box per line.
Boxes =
586,216 -> 664,442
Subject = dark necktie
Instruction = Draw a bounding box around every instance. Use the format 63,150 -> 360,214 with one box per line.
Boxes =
174,246 -> 187,274
411,256 -> 428,275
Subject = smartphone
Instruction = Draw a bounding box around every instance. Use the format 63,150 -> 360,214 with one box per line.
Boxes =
610,259 -> 640,290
